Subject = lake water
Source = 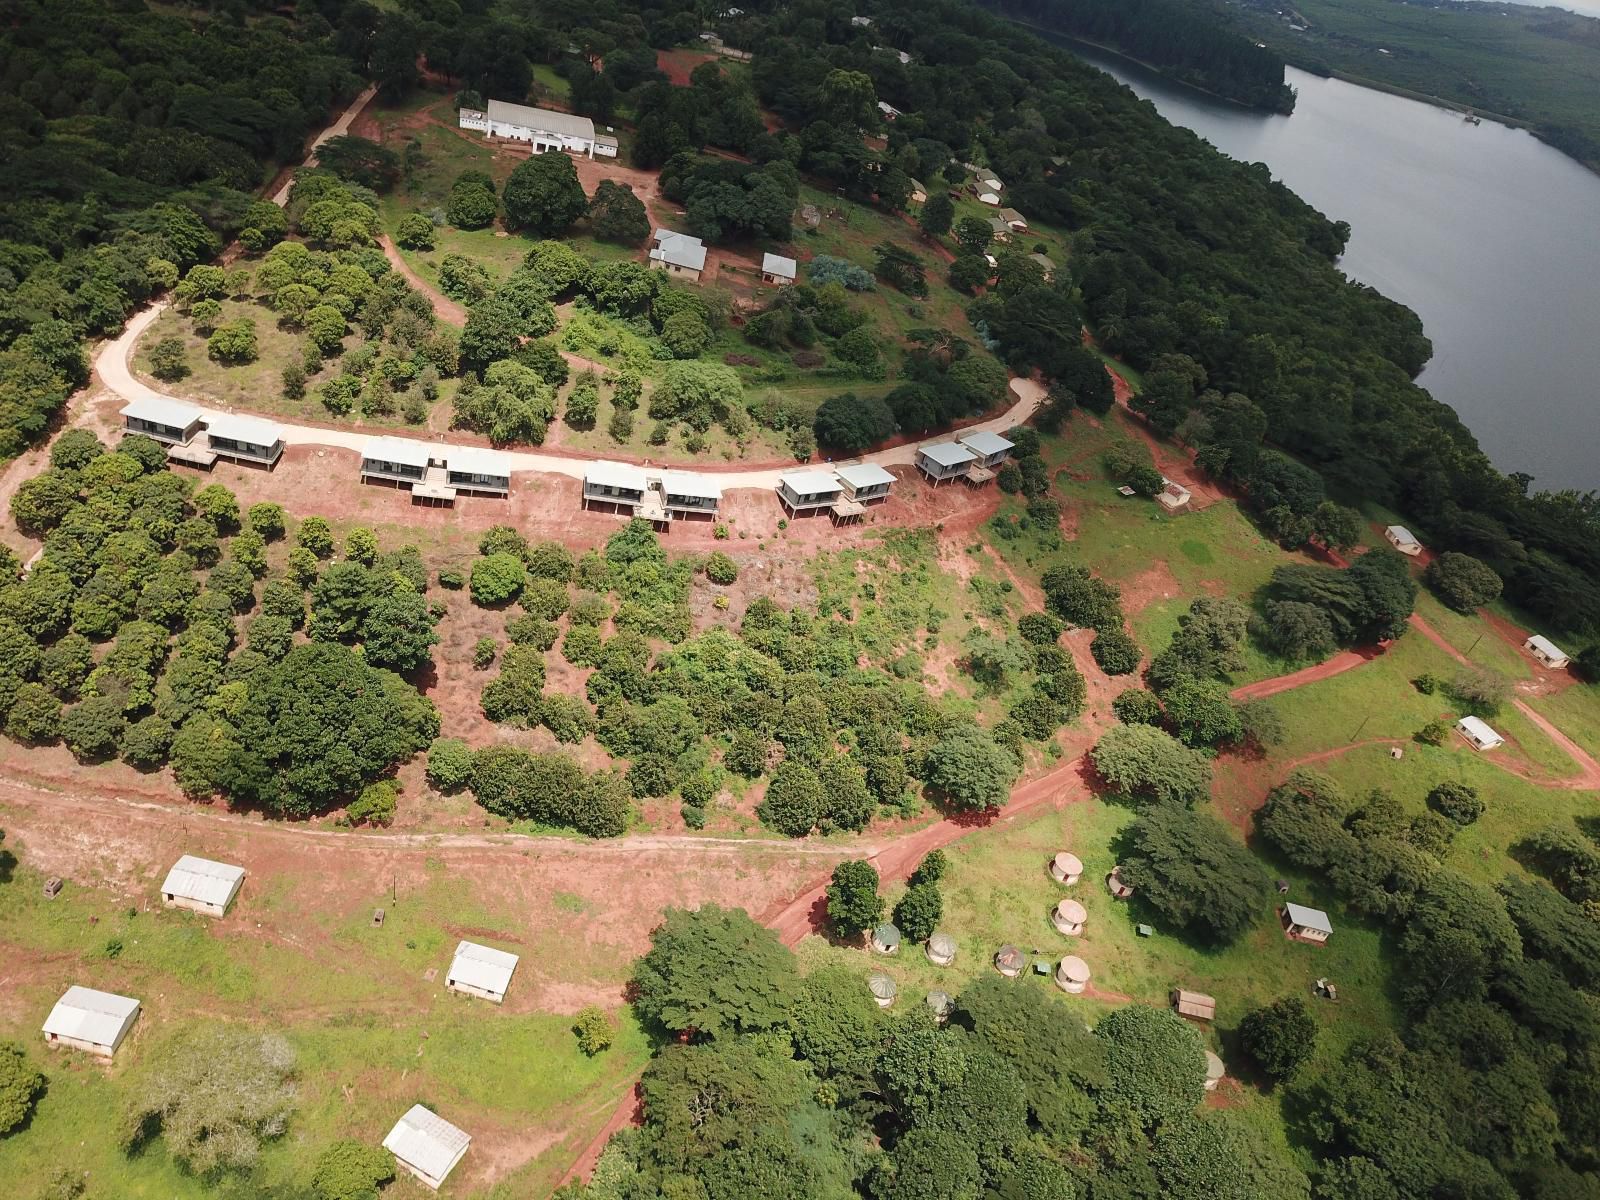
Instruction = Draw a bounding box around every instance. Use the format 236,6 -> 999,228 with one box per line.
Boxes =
1067,45 -> 1600,493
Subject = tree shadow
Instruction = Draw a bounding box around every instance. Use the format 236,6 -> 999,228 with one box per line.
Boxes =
0,848 -> 15,885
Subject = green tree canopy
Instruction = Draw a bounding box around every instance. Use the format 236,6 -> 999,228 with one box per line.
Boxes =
630,904 -> 797,1040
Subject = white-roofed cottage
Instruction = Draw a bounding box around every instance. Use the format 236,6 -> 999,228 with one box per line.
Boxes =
1281,902 -> 1333,944
161,854 -> 245,917
777,469 -> 843,516
915,441 -> 976,484
1456,715 -> 1505,752
834,462 -> 895,503
446,940 -> 519,1004
384,1104 -> 471,1190
1525,635 -> 1570,670
1385,525 -> 1423,555
42,986 -> 140,1057
761,253 -> 797,285
121,397 -> 205,447
205,412 -> 284,467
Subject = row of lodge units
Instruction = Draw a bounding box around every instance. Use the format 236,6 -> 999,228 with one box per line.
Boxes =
359,435 -> 512,503
458,98 -> 618,158
915,429 -> 1015,485
121,397 -> 284,468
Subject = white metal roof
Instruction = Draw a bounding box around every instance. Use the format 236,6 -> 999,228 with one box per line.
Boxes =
485,99 -> 595,142
363,436 -> 431,470
383,1105 -> 471,1183
919,441 -> 977,468
977,192 -> 1000,205
449,940 -> 519,996
650,233 -> 707,272
446,445 -> 512,479
958,430 -> 1014,456
1385,524 -> 1420,546
1457,715 -> 1504,746
835,463 -> 895,488
981,176 -> 1003,190
586,461 -> 647,492
205,412 -> 283,446
161,855 -> 245,907
42,986 -> 139,1046
761,252 -> 797,279
1283,902 -> 1332,934
780,469 -> 841,495
661,470 -> 722,500
1526,634 -> 1567,661
122,396 -> 203,429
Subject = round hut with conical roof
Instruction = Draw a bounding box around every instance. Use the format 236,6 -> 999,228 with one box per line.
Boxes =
1106,865 -> 1134,900
1052,898 -> 1087,937
926,990 -> 953,1023
1050,851 -> 1083,886
925,931 -> 957,967
1204,1050 -> 1225,1092
871,922 -> 902,955
867,972 -> 898,1008
1055,955 -> 1091,994
994,944 -> 1026,977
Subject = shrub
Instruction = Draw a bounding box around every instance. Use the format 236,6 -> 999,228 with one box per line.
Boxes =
705,551 -> 738,585
1238,996 -> 1318,1082
1425,551 -> 1503,612
471,553 -> 527,606
311,1139 -> 395,1200
297,515 -> 335,558
60,695 -> 126,761
759,761 -> 825,836
1091,628 -> 1142,675
1412,673 -> 1437,695
0,1041 -> 45,1135
825,859 -> 883,936
1113,688 -> 1164,726
437,567 -> 464,589
343,780 -> 398,827
473,637 -> 498,668
426,738 -> 475,791
573,1006 -> 614,1055
1416,721 -> 1448,746
6,683 -> 60,743
1428,780 -> 1484,825
1018,612 -> 1063,645
1449,665 -> 1511,716
247,502 -> 286,540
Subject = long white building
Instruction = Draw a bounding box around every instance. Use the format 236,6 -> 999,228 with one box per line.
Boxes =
459,99 -> 618,158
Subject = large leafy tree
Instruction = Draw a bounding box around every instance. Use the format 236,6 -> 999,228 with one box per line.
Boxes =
587,178 -> 650,244
922,723 -> 1019,812
0,1041 -> 44,1135
825,859 -> 883,937
1121,803 -> 1269,943
630,904 -> 797,1040
1095,1005 -> 1208,1129
1238,996 -> 1320,1081
814,391 -> 895,453
502,152 -> 588,236
224,643 -> 439,816
1090,723 -> 1213,807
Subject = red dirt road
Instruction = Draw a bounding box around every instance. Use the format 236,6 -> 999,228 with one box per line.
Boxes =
1230,643 -> 1388,702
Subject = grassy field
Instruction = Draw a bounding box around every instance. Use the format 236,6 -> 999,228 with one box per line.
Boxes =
0,856 -> 649,1198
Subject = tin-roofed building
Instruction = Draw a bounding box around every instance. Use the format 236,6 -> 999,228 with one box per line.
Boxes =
959,430 -> 1014,470
1204,1050 -> 1226,1091
1456,715 -> 1505,752
1384,524 -> 1423,556
1055,955 -> 1091,994
871,923 -> 902,955
777,468 -> 844,517
1171,988 -> 1217,1022
446,941 -> 519,1004
360,436 -> 431,488
42,986 -> 140,1058
659,471 -> 721,519
1050,851 -> 1083,886
997,207 -> 1028,231
867,971 -> 897,1008
384,1104 -> 471,1190
1157,477 -> 1192,512
121,397 -> 206,448
761,252 -> 797,285
926,990 -> 953,1022
444,445 -> 512,497
161,854 -> 245,917
916,441 -> 976,484
205,412 -> 284,467
459,99 -> 613,157
835,462 -> 895,503
1281,902 -> 1333,944
1052,898 -> 1087,937
583,461 -> 649,513
1525,634 -> 1570,670
926,931 -> 957,967
994,944 -> 1026,978
650,230 -> 708,283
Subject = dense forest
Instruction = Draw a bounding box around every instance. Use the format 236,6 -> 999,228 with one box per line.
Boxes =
975,0 -> 1297,112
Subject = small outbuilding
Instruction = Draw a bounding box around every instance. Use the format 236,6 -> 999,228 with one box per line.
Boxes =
871,923 -> 902,955
446,940 -> 520,1004
1106,866 -> 1135,899
1281,902 -> 1333,944
1052,898 -> 1087,937
925,931 -> 957,967
761,252 -> 797,286
926,990 -> 953,1022
916,441 -> 977,484
1050,851 -> 1083,886
834,462 -> 895,504
1171,988 -> 1217,1022
42,986 -> 140,1058
876,100 -> 901,120
1384,525 -> 1423,556
987,216 -> 1011,243
867,971 -> 898,1008
649,229 -> 708,283
1204,1050 -> 1226,1092
1055,955 -> 1091,994
994,944 -> 1026,978
1156,477 -> 1192,513
160,854 -> 245,917
997,207 -> 1028,232
384,1104 -> 471,1191
1456,715 -> 1505,752
909,178 -> 928,205
1525,635 -> 1570,670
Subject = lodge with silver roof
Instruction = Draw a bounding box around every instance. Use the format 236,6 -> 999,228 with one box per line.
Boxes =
42,986 -> 141,1058
160,854 -> 245,917
446,940 -> 520,1004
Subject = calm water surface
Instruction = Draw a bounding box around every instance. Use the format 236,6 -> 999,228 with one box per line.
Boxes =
1068,46 -> 1600,492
